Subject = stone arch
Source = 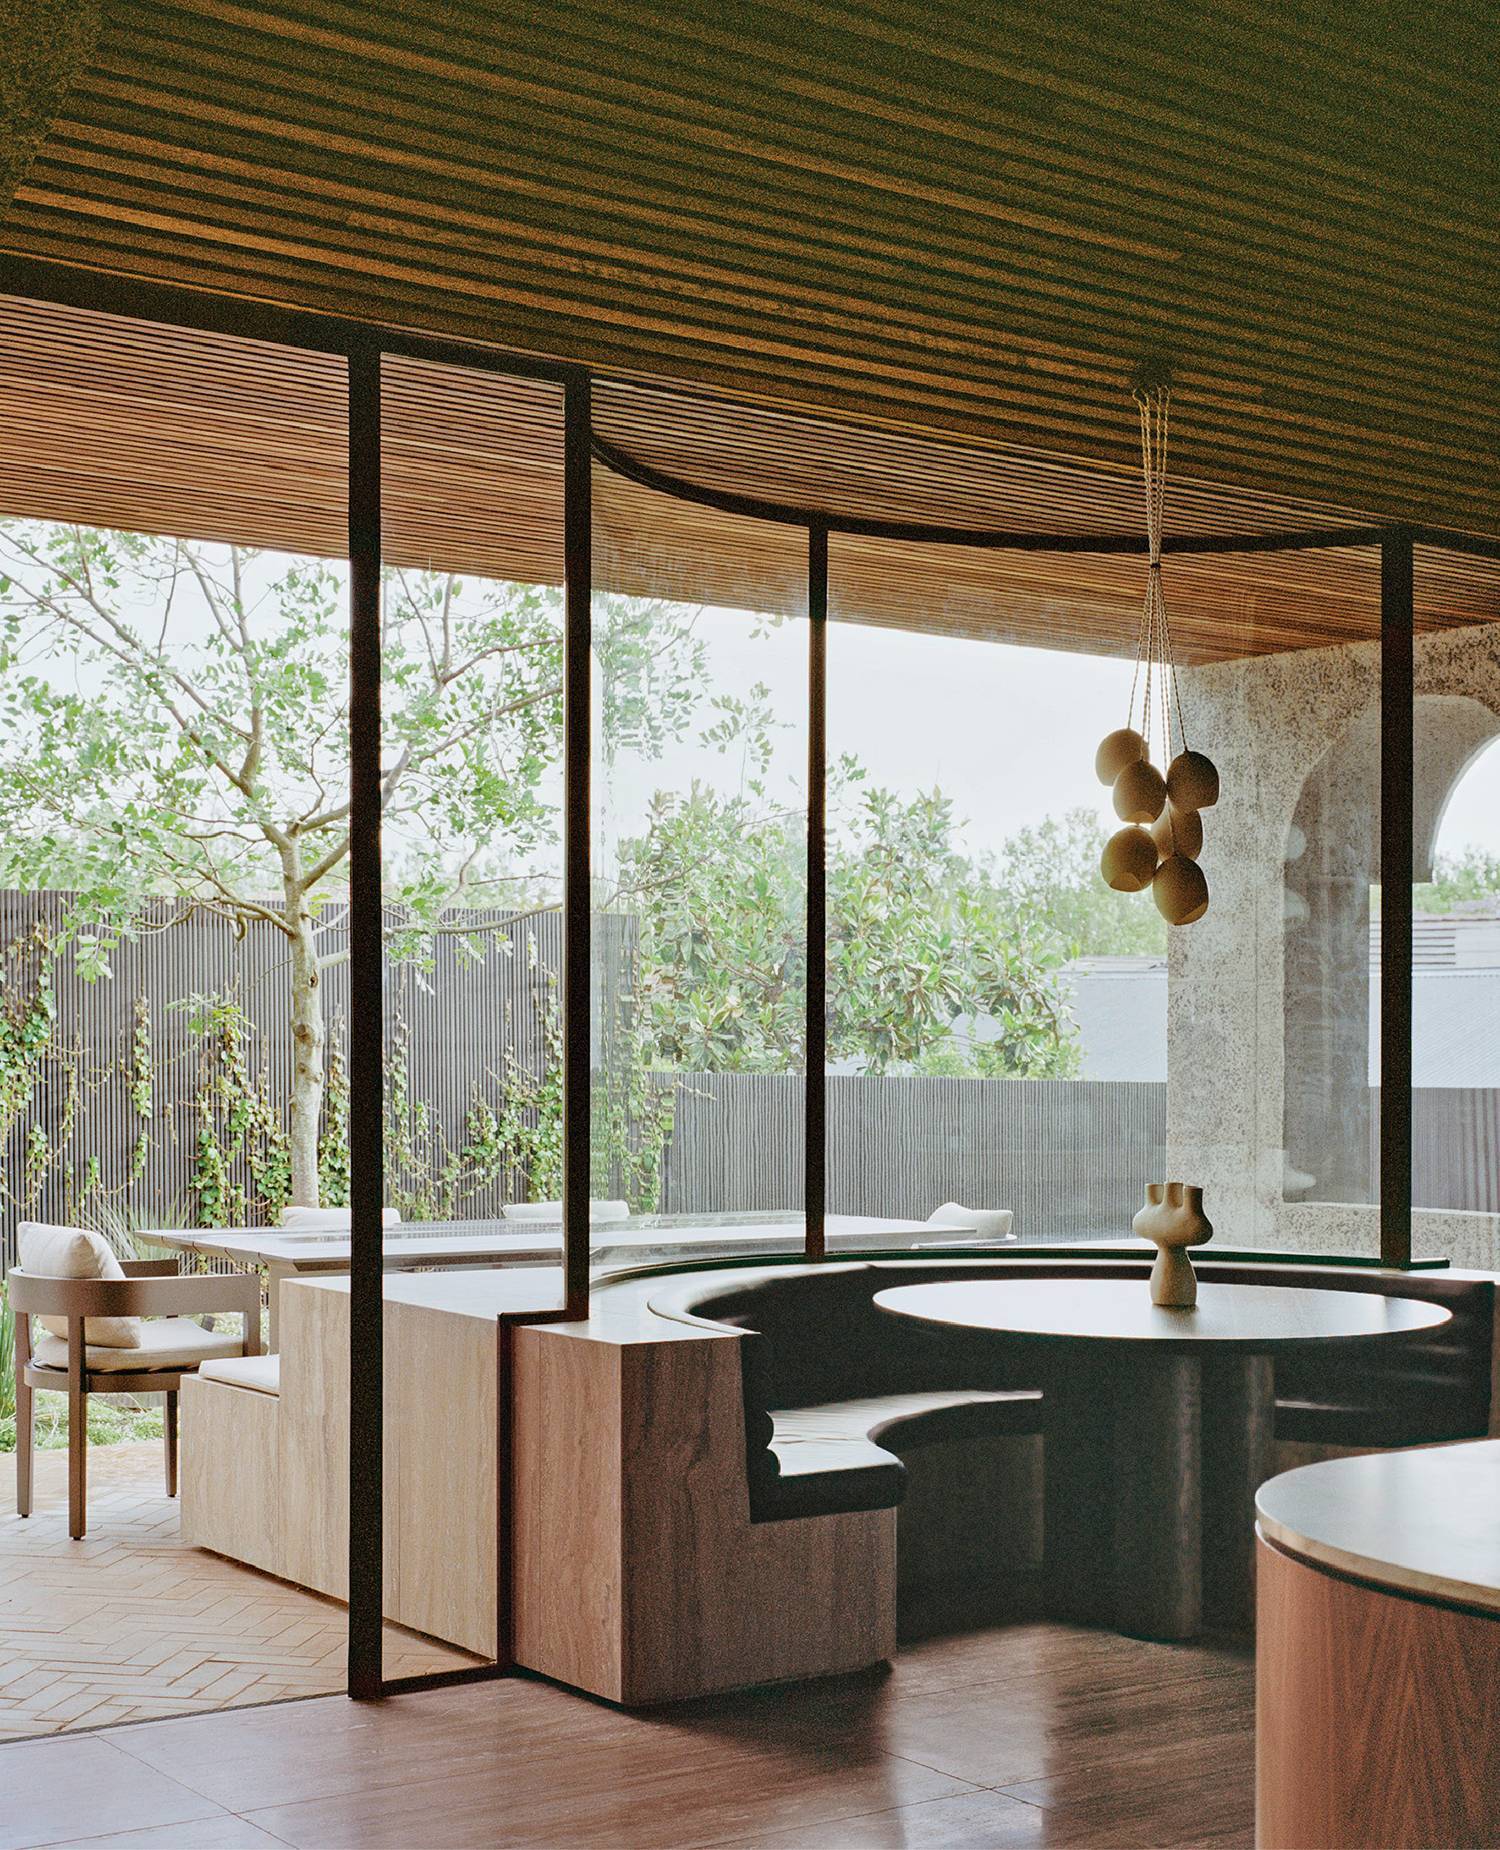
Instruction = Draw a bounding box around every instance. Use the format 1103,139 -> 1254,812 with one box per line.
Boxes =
1281,694 -> 1500,1201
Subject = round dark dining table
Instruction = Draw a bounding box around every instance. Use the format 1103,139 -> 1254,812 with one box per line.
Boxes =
874,1277 -> 1451,1641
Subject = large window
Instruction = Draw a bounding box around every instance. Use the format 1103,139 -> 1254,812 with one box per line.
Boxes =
589,460 -> 809,1265
1408,564 -> 1500,1258
825,538 -> 1162,1243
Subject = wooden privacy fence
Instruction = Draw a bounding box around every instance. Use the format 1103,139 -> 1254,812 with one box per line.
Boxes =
0,890 -> 565,1268
655,1073 -> 1168,1240
1371,1088 -> 1500,1216
2,887 -> 1498,1265
658,1078 -> 1500,1237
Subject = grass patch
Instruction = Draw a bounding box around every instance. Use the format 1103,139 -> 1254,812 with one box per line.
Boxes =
0,1394 -> 164,1453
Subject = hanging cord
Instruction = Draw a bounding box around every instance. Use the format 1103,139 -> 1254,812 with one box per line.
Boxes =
1131,384 -> 1188,757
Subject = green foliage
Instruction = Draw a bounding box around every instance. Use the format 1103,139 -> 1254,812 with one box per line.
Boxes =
381,1009 -> 544,1221
994,809 -> 1169,959
0,924 -> 58,1141
317,1037 -> 351,1208
175,992 -> 288,1227
0,1394 -> 164,1455
617,701 -> 1084,1079
0,519 -> 706,1206
1414,844 -> 1500,913
381,951 -> 675,1220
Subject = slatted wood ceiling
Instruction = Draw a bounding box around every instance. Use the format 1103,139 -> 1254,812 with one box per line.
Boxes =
1,292 -> 1497,663
0,0 -> 1495,540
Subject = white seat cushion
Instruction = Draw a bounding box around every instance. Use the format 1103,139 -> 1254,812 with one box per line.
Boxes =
18,1222 -> 142,1348
32,1317 -> 244,1374
926,1202 -> 1015,1241
503,1200 -> 630,1223
279,1206 -> 400,1231
199,1354 -> 280,1396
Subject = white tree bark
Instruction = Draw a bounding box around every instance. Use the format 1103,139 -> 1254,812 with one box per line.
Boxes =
280,843 -> 326,1207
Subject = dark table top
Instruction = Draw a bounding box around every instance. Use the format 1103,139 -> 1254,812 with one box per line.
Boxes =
874,1277 -> 1452,1352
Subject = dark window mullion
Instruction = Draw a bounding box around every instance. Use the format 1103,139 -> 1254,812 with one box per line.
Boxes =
1379,530 -> 1415,1268
346,342 -> 385,1698
563,379 -> 594,1317
806,523 -> 828,1260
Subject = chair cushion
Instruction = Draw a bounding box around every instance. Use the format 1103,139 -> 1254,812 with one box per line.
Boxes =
18,1222 -> 141,1349
199,1354 -> 281,1396
773,1389 -> 1041,1452
279,1206 -> 400,1231
758,1388 -> 1040,1521
32,1317 -> 245,1374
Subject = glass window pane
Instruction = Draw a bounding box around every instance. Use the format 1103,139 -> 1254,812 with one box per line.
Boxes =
379,355 -> 567,1678
0,294 -> 353,1726
1410,552 -> 1500,1259
826,534 -> 1162,1247
590,457 -> 811,1266
825,534 -> 1385,1258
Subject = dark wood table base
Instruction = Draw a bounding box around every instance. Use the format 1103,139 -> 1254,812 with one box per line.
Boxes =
1043,1351 -> 1275,1640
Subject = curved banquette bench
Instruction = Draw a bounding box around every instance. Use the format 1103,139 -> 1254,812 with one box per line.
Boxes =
650,1257 -> 1495,1527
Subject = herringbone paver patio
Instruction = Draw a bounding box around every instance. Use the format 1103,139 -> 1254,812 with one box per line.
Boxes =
0,1441 -> 483,1740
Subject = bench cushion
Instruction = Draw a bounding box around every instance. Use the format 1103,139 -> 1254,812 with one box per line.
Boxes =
757,1388 -> 1040,1522
199,1354 -> 281,1396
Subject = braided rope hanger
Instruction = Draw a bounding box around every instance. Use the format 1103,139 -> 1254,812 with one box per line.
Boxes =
1096,375 -> 1218,923
1129,382 -> 1188,763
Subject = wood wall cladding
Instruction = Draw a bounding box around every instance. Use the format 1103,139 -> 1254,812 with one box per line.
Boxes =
2,292 -> 1499,664
0,2 -> 1494,536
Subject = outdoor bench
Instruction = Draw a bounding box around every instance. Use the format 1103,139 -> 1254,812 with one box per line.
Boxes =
652,1257 -> 1496,1529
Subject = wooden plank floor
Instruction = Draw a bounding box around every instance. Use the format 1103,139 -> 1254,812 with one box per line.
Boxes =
0,1617 -> 1254,1847
0,1442 -> 482,1741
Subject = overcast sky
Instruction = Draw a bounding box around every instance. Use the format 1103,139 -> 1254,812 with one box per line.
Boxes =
20,534 -> 1499,878
606,604 -> 1500,869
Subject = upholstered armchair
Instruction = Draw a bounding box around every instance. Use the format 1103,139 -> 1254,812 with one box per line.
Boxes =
10,1223 -> 261,1539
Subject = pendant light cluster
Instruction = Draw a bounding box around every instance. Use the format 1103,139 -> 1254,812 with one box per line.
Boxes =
1096,379 -> 1219,926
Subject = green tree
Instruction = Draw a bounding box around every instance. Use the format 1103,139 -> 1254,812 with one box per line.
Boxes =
994,808 -> 1169,959
0,520 -> 702,1206
1414,844 -> 1500,913
616,697 -> 1082,1078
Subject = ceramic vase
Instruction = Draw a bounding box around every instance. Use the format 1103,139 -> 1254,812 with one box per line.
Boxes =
1132,1181 -> 1213,1307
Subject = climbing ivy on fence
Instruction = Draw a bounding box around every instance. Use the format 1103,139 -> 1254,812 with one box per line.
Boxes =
0,919 -> 680,1242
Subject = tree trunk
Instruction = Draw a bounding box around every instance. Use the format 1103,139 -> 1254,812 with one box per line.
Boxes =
282,853 -> 326,1208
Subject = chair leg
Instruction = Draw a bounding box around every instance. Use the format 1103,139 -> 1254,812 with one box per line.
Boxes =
165,1390 -> 179,1497
68,1383 -> 87,1541
15,1370 -> 32,1518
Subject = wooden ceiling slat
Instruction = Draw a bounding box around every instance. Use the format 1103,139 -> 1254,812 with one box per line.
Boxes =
0,292 -> 1495,663
149,0 -> 1487,353
92,5 -> 1494,334
52,64 -> 1500,432
0,2 -> 1494,533
26,151 -> 1490,530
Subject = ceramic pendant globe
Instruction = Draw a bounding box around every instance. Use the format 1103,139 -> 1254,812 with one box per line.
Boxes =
1149,800 -> 1203,862
1153,853 -> 1209,925
1100,825 -> 1159,892
1094,727 -> 1147,786
1112,757 -> 1167,824
1166,749 -> 1220,813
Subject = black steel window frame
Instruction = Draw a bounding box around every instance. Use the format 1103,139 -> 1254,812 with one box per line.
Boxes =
4,253 -> 1497,1705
